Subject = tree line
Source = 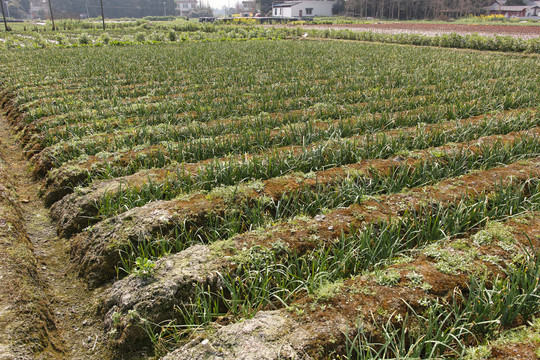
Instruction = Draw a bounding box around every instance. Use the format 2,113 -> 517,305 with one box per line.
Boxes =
258,0 -> 508,19
2,0 -> 186,19
339,0 -> 496,19
3,0 -> 522,20
2,0 -> 30,19
51,0 -> 179,19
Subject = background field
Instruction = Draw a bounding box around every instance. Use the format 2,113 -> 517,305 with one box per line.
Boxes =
0,19 -> 539,52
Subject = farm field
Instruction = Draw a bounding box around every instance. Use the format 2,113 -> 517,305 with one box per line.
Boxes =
0,36 -> 539,359
297,22 -> 540,39
1,21 -> 539,53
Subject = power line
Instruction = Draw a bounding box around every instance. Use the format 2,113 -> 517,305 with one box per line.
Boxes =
48,0 -> 56,30
0,0 -> 9,31
100,0 -> 104,28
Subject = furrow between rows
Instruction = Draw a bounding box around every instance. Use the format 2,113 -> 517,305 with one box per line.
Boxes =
0,133 -> 63,358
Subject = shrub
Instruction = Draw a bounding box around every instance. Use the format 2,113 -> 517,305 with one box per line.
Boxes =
78,33 -> 91,45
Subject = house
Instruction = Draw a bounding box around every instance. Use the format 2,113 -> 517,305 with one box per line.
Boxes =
272,0 -> 336,18
176,0 -> 198,16
242,1 -> 257,13
29,0 -> 48,19
486,0 -> 540,17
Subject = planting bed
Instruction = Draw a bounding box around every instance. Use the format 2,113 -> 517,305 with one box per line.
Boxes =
0,39 -> 539,359
296,22 -> 540,40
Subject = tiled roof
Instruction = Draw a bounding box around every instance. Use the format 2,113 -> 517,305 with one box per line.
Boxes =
273,2 -> 302,7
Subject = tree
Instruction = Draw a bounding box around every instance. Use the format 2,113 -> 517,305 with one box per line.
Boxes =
2,0 -> 31,19
332,0 -> 344,15
49,0 -> 177,19
6,0 -> 26,18
256,0 -> 272,16
344,0 -> 490,20
190,5 -> 213,17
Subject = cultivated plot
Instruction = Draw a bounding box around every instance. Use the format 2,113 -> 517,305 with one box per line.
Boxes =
1,39 -> 539,359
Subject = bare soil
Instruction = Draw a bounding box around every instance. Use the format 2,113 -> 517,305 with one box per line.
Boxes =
0,115 -> 111,359
491,343 -> 540,359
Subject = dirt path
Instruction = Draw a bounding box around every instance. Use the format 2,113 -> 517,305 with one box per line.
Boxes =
0,114 -> 111,360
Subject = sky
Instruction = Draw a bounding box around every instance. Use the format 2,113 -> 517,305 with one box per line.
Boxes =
206,0 -> 242,10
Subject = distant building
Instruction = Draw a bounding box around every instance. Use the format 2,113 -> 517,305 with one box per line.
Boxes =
486,0 -> 540,18
176,0 -> 198,16
272,0 -> 336,18
242,1 -> 257,13
29,0 -> 48,19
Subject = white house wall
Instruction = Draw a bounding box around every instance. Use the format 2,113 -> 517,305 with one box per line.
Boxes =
273,0 -> 335,17
293,1 -> 334,16
526,7 -> 540,16
273,7 -> 293,16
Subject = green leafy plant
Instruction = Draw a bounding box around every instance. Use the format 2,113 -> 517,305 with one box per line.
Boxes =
131,256 -> 156,278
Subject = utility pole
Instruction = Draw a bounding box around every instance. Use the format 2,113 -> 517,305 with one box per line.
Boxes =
100,0 -> 105,30
48,0 -> 55,30
163,2 -> 166,16
0,0 -> 9,31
